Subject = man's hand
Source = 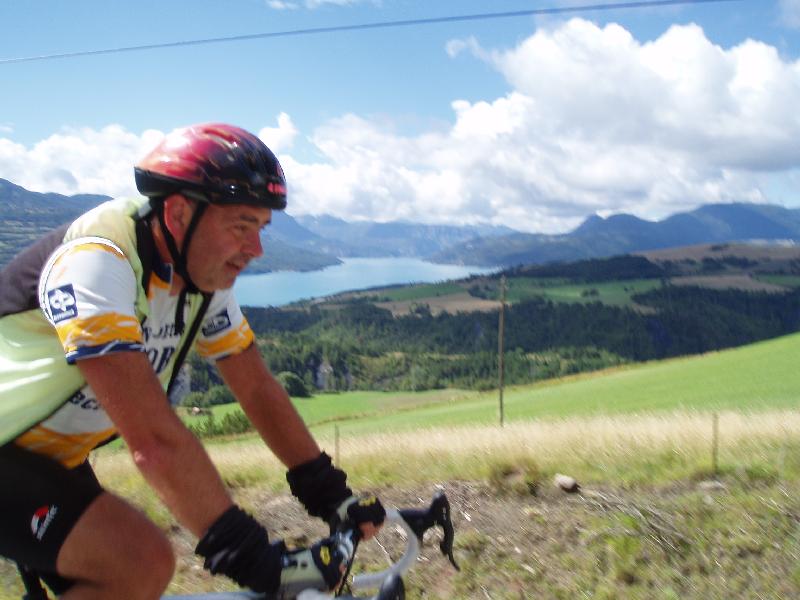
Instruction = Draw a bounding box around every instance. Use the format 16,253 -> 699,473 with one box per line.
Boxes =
197,505 -> 358,595
334,494 -> 386,541
286,452 -> 386,539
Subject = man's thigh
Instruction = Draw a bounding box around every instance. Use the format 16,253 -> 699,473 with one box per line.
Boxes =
0,443 -> 103,592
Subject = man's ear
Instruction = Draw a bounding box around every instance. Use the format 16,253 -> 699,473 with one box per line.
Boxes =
162,194 -> 195,240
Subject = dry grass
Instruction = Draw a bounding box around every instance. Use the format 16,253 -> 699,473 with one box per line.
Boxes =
375,292 -> 500,316
669,274 -> 787,292
316,410 -> 799,486
637,242 -> 800,264
5,410 -> 800,599
93,410 -> 800,496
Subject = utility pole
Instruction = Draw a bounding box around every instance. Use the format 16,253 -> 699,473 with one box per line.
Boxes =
498,275 -> 507,427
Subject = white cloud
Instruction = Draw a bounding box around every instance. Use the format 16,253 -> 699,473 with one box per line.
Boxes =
282,19 -> 800,232
258,113 -> 299,153
0,125 -> 162,198
780,0 -> 800,28
3,20 -> 800,233
266,0 -> 299,9
445,36 -> 487,60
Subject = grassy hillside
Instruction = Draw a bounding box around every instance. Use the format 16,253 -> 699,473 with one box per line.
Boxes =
306,330 -> 795,437
4,335 -> 800,599
188,331 -> 800,440
503,277 -> 662,306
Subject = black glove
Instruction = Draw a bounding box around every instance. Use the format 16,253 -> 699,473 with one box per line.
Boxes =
196,505 -> 351,595
195,505 -> 283,593
286,452 -> 352,522
286,452 -> 386,531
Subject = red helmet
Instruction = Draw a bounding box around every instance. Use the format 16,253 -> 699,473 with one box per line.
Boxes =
134,123 -> 287,210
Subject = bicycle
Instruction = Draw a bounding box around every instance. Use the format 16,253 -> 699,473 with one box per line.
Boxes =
17,492 -> 459,600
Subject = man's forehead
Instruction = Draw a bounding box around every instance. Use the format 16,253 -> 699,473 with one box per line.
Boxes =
217,204 -> 271,225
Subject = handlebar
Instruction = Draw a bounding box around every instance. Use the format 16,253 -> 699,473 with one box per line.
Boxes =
300,491 -> 459,600
98,494 -> 457,600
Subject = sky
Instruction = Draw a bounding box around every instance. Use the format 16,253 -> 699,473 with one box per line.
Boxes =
1,0 -> 799,234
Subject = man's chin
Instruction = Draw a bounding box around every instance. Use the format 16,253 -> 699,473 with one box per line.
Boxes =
198,275 -> 237,293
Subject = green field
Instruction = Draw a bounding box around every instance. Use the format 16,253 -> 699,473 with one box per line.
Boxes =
186,388 -> 478,429
371,281 -> 466,302
755,274 -> 800,288
348,276 -> 664,308
323,329 -> 791,435
190,332 -> 800,440
505,277 -> 663,306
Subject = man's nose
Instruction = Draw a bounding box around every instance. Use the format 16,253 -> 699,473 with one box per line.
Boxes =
244,231 -> 264,258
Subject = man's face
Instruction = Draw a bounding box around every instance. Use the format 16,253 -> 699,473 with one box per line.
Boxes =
185,202 -> 272,291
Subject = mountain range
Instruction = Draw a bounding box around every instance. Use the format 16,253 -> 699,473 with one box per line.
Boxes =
431,203 -> 800,266
1,177 -> 798,272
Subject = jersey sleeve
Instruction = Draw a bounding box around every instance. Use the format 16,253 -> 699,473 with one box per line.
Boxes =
195,288 -> 255,361
38,237 -> 144,363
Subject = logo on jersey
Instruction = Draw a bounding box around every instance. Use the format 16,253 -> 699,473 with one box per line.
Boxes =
47,284 -> 78,322
31,505 -> 59,541
202,309 -> 232,336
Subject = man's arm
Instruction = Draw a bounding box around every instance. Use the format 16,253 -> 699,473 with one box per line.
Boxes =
216,344 -> 320,468
77,352 -> 233,537
216,344 -> 383,540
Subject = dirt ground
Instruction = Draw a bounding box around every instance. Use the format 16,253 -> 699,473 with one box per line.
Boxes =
4,478 -> 799,599
161,476 -> 800,599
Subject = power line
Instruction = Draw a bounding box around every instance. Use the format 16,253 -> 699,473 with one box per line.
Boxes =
0,0 -> 741,65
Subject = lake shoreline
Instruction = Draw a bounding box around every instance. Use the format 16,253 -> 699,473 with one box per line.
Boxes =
234,257 -> 497,307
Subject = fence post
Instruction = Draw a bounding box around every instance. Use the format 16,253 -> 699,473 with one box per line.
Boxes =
498,275 -> 506,427
335,424 -> 340,467
711,412 -> 719,477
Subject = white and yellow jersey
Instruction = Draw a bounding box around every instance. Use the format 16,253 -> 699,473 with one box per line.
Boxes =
14,236 -> 254,468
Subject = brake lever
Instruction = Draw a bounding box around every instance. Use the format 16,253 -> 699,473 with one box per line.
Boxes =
398,492 -> 460,571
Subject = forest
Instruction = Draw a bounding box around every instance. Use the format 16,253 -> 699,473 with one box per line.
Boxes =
182,275 -> 800,406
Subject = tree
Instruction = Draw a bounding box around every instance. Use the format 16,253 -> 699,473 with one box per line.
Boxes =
277,371 -> 312,398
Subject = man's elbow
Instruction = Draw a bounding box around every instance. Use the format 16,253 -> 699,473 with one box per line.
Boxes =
129,433 -> 179,477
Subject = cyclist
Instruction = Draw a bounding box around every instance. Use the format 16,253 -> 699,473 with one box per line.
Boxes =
0,123 -> 385,599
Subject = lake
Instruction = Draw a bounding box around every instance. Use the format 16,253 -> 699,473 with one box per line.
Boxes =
233,257 -> 497,307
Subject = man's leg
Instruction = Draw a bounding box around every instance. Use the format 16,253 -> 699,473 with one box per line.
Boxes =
56,491 -> 175,600
0,444 -> 175,599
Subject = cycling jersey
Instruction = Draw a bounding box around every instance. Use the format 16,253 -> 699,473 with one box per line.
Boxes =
0,197 -> 255,466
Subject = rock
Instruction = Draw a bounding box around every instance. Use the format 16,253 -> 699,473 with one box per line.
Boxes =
554,473 -> 580,493
697,480 -> 726,492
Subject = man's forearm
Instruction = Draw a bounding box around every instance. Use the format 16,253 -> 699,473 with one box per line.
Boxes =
218,345 -> 321,468
78,352 -> 233,537
239,373 -> 321,468
129,418 -> 233,537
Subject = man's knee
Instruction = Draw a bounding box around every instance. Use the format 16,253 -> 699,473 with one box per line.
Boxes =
124,521 -> 176,585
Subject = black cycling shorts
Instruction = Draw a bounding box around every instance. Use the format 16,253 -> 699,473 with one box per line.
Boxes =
0,443 -> 104,594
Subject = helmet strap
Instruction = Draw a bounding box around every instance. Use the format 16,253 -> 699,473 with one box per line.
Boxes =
154,199 -> 208,334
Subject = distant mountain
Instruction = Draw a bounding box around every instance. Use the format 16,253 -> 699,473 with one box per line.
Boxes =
295,214 -> 516,258
0,178 -> 516,271
0,179 -> 111,267
432,203 -> 800,267
4,178 -> 799,274
0,179 -> 337,273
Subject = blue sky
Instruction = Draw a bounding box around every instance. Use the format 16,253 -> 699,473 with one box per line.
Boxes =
1,0 -> 799,233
